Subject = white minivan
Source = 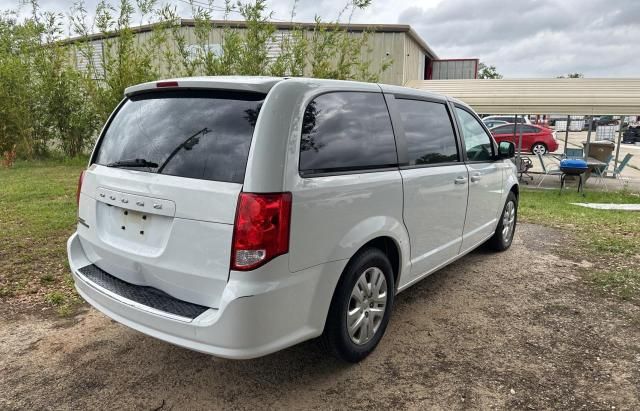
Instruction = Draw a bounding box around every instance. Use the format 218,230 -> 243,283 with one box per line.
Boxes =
68,77 -> 519,362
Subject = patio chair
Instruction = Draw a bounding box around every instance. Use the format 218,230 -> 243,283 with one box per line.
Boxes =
613,153 -> 634,186
514,156 -> 534,184
536,152 -> 563,188
591,154 -> 614,190
563,148 -> 584,160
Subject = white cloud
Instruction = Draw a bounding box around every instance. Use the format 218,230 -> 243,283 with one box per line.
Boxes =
398,0 -> 640,77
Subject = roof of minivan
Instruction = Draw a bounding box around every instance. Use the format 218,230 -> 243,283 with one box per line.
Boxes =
378,83 -> 451,102
125,76 -> 454,104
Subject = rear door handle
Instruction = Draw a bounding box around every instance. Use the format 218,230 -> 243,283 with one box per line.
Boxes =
470,173 -> 482,182
454,176 -> 468,185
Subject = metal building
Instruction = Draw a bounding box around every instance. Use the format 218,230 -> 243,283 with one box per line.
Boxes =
69,19 -> 478,85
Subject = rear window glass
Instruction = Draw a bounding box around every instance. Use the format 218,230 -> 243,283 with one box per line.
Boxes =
299,92 -> 397,175
94,90 -> 265,184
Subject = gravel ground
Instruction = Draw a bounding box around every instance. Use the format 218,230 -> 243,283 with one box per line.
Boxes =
1,223 -> 639,410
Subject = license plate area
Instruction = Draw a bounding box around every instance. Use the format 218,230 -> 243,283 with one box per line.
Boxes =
96,202 -> 173,256
119,208 -> 150,237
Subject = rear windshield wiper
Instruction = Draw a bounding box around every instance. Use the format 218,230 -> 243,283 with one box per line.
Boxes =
157,128 -> 210,174
106,158 -> 159,168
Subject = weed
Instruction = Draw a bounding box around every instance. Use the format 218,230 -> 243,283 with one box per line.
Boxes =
45,291 -> 66,306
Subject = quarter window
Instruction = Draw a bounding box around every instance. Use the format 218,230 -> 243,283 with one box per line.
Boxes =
396,99 -> 458,165
299,92 -> 397,175
455,107 -> 495,162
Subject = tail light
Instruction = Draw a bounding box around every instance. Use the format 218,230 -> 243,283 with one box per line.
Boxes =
231,192 -> 292,271
76,170 -> 85,206
156,81 -> 179,88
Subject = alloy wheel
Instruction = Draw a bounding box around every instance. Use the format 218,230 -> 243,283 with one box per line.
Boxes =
347,267 -> 388,345
532,144 -> 547,155
502,200 -> 516,241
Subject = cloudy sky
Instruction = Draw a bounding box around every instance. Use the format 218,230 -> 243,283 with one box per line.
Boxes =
4,0 -> 639,77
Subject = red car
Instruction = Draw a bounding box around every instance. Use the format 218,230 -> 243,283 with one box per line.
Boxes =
489,123 -> 559,155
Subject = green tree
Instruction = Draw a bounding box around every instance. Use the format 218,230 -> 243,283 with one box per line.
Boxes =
557,72 -> 584,78
478,62 -> 503,79
0,3 -> 97,158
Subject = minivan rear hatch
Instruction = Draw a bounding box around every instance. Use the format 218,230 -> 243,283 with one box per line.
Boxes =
76,89 -> 265,309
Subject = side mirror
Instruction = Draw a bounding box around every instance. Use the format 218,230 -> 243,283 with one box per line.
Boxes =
498,141 -> 515,159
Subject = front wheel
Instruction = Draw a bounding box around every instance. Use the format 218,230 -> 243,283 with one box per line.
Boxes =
488,191 -> 518,251
321,248 -> 394,362
531,143 -> 547,155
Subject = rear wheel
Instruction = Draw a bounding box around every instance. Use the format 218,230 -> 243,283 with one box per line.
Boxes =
321,248 -> 394,362
531,143 -> 547,155
488,191 -> 518,251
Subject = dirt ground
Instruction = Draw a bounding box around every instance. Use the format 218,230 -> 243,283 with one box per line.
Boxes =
1,223 -> 639,410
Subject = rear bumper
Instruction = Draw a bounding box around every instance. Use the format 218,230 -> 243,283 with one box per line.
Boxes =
67,232 -> 346,359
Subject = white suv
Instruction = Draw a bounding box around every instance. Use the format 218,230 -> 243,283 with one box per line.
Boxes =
68,77 -> 519,362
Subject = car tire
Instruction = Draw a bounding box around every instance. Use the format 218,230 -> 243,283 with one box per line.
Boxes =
531,143 -> 547,155
488,191 -> 518,252
321,247 -> 395,363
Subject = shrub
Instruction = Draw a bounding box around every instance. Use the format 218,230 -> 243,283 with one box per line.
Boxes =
0,0 -> 391,160
0,4 -> 98,159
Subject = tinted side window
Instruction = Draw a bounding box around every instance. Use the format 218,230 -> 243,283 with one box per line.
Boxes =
524,125 -> 540,133
491,125 -> 512,134
455,107 -> 495,162
396,99 -> 458,165
501,124 -> 514,134
299,92 -> 397,175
